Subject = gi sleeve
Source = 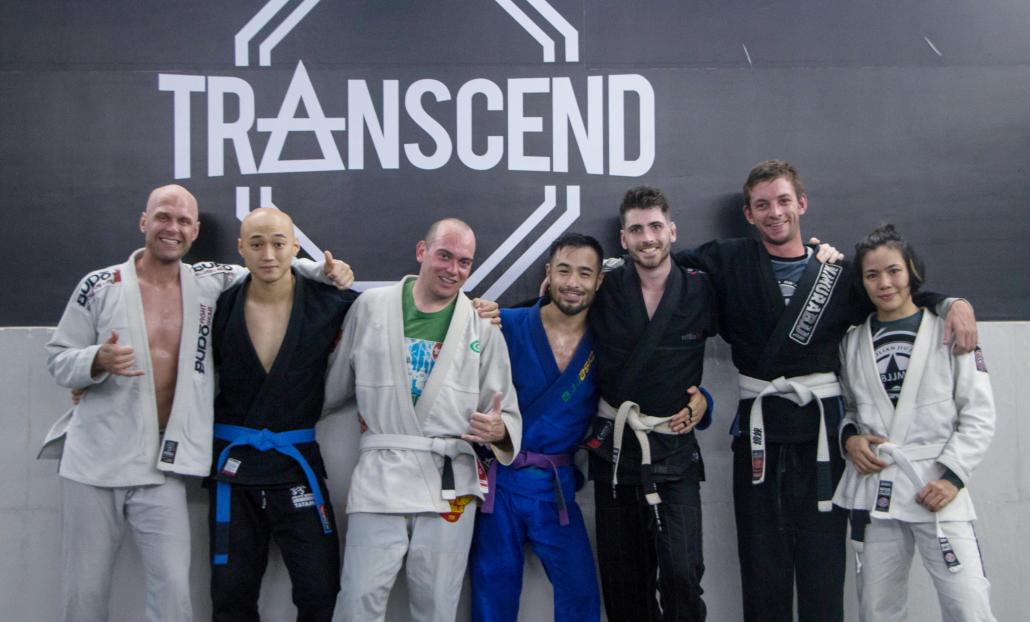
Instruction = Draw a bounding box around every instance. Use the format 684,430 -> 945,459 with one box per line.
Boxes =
673,239 -> 724,275
46,278 -> 105,389
836,334 -> 863,457
321,297 -> 361,416
476,320 -> 522,465
937,345 -> 996,485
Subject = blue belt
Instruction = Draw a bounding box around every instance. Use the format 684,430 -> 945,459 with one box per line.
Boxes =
212,424 -> 332,566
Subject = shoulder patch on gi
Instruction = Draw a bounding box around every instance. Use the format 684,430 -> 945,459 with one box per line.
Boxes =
192,261 -> 237,278
76,268 -> 121,307
974,346 -> 988,373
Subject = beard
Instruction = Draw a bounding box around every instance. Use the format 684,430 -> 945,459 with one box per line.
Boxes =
628,242 -> 669,269
549,285 -> 593,316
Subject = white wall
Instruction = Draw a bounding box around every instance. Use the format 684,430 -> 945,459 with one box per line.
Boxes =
1,324 -> 1026,621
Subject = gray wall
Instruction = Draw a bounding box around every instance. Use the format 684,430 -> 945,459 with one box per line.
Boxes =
3,323 -> 1026,621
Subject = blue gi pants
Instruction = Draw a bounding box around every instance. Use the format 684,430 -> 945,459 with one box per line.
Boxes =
594,479 -> 705,622
470,488 -> 600,622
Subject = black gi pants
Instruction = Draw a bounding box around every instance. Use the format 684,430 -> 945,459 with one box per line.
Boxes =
594,478 -> 706,622
208,479 -> 340,622
732,439 -> 846,622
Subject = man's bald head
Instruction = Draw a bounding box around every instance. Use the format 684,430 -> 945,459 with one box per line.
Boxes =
240,206 -> 296,239
424,218 -> 473,247
145,184 -> 198,219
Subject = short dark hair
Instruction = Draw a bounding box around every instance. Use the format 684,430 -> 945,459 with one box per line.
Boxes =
854,224 -> 926,293
619,186 -> 670,225
548,232 -> 603,270
743,160 -> 805,207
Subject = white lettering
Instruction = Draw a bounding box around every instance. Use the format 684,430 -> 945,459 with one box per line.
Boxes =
257,61 -> 346,173
456,79 -> 504,171
552,76 -> 603,174
158,73 -> 206,179
207,76 -> 258,177
404,79 -> 452,170
348,80 -> 399,170
608,74 -> 655,177
507,78 -> 550,172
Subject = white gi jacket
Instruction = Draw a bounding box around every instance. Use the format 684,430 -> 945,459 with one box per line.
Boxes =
832,310 -> 995,523
323,277 -> 522,514
42,250 -> 328,487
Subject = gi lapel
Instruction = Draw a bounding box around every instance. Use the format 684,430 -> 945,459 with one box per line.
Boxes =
522,306 -> 594,418
120,250 -> 159,437
886,310 -> 933,443
241,271 -> 306,427
856,316 -> 896,433
386,278 -> 424,435
615,262 -> 683,401
161,261 -> 201,461
415,290 -> 471,422
757,249 -> 845,377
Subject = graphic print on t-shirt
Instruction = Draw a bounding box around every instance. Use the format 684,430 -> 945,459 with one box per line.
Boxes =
770,250 -> 810,306
406,337 -> 443,402
871,311 -> 922,406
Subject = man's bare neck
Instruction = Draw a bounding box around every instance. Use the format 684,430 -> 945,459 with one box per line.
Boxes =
539,302 -> 588,373
247,273 -> 296,304
763,237 -> 806,259
411,278 -> 457,313
136,252 -> 181,286
539,301 -> 589,335
636,257 -> 672,291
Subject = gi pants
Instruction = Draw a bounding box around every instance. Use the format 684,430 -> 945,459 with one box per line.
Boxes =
593,478 -> 705,622
470,488 -> 600,622
208,479 -> 340,622
857,519 -> 996,622
732,439 -> 846,622
334,508 -> 476,622
60,476 -> 192,622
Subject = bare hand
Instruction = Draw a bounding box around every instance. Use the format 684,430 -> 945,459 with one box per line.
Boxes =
323,250 -> 355,290
70,388 -> 86,405
844,434 -> 889,474
462,392 -> 508,444
91,330 -> 144,378
668,386 -> 708,434
943,299 -> 977,354
809,237 -> 844,264
472,298 -> 501,326
916,479 -> 959,512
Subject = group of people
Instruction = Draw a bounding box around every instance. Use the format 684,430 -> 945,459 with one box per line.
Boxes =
41,159 -> 997,622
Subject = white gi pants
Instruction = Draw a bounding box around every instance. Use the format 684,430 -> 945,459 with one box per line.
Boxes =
334,508 -> 476,622
857,519 -> 996,622
60,477 -> 192,622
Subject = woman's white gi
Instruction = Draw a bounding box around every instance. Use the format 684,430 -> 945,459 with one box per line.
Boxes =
832,309 -> 996,622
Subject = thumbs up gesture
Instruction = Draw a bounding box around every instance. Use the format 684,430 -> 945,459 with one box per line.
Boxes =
91,330 -> 144,378
322,250 -> 355,290
462,392 -> 508,444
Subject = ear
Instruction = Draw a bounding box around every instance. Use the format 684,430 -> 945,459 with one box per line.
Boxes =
237,238 -> 244,258
669,221 -> 678,244
139,211 -> 147,233
415,240 -> 427,263
291,238 -> 300,258
797,193 -> 808,215
742,204 -> 755,226
544,262 -> 552,278
190,219 -> 201,242
619,229 -> 628,250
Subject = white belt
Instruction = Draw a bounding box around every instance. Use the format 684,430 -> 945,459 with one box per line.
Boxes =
875,442 -> 962,574
597,399 -> 676,507
360,433 -> 476,500
739,372 -> 841,511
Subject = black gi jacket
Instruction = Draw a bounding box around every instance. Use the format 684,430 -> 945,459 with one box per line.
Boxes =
211,270 -> 358,486
586,259 -> 719,484
675,238 -> 945,443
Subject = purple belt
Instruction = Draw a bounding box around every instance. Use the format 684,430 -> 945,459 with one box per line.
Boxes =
482,450 -> 575,526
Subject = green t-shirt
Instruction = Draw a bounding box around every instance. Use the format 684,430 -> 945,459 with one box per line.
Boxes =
402,278 -> 456,403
